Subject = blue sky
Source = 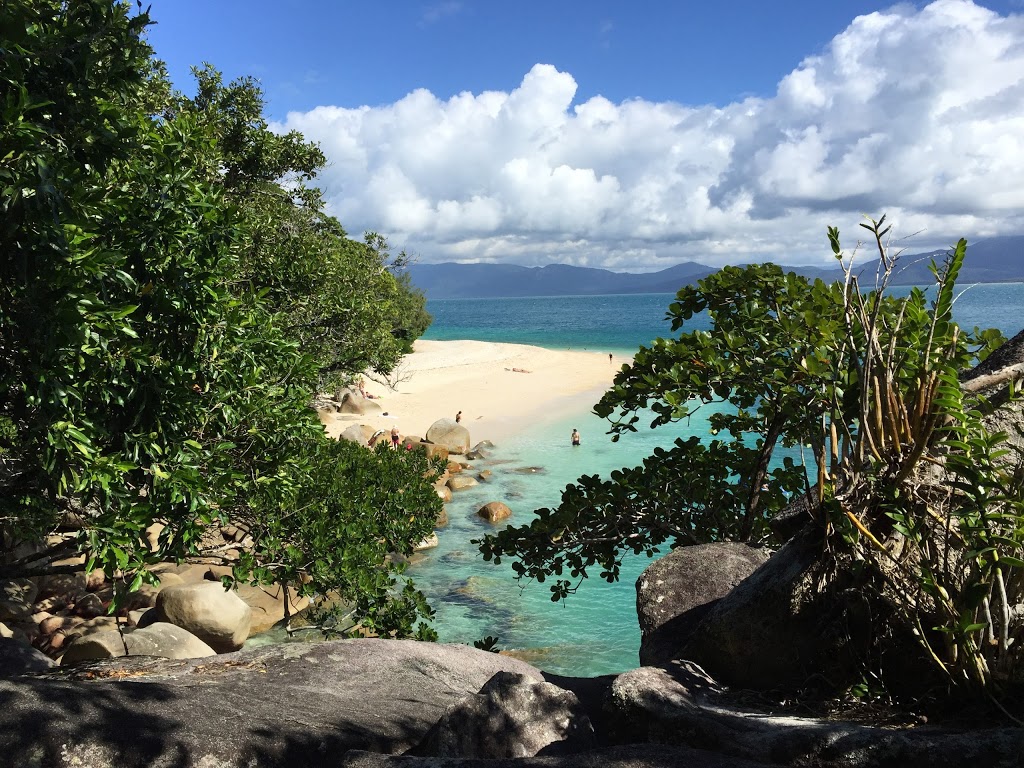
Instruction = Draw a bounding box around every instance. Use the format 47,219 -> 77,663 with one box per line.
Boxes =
145,1 -> 1024,270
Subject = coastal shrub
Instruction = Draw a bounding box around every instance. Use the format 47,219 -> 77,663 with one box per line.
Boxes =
0,0 -> 437,638
480,217 -> 1023,702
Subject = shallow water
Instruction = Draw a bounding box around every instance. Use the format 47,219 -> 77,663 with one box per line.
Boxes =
410,284 -> 1024,676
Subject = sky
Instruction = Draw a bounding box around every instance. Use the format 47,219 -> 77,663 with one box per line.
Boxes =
146,1 -> 1024,271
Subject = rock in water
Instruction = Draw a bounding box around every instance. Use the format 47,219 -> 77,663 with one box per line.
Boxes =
477,501 -> 512,523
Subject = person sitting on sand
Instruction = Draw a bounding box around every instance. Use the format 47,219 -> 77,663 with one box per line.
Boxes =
571,428 -> 581,446
391,425 -> 400,449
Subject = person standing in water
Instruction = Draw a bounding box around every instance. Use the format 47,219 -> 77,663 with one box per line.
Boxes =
571,428 -> 581,446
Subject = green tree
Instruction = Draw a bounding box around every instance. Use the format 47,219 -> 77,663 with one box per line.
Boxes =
1,0 -> 439,639
481,219 -> 1023,700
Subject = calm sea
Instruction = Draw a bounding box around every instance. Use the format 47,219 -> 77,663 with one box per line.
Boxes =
412,284 -> 1024,677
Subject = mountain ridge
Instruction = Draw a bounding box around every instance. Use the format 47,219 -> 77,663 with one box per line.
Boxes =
408,235 -> 1024,299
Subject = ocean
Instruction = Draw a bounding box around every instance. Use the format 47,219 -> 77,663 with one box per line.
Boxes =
411,283 -> 1024,677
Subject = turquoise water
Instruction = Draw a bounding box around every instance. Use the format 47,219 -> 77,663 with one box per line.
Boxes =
412,284 -> 1024,677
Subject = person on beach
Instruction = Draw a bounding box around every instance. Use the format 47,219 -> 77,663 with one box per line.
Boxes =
571,428 -> 581,446
391,426 -> 400,449
456,410 -> 462,423
609,353 -> 613,363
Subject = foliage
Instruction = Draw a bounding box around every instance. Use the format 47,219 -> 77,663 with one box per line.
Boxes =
480,217 -> 1023,700
0,0 -> 439,638
174,68 -> 431,389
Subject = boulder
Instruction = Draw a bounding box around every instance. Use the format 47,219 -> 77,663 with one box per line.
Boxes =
60,622 -> 216,664
337,387 -> 383,415
0,639 -> 546,765
477,501 -> 512,523
445,460 -> 463,474
154,582 -> 252,653
0,637 -> 54,677
447,475 -> 478,492
433,483 -> 452,503
340,424 -> 377,446
476,470 -> 493,482
425,418 -> 471,455
234,583 -> 311,636
414,533 -> 439,552
636,543 -> 770,666
422,671 -> 594,759
419,442 -> 450,461
0,578 -> 38,623
605,660 -> 1024,768
37,555 -> 87,598
435,507 -> 448,528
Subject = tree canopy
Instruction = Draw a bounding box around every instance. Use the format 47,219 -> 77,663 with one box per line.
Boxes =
1,0 -> 437,638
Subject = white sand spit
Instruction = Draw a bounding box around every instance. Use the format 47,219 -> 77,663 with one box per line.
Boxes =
322,340 -> 628,446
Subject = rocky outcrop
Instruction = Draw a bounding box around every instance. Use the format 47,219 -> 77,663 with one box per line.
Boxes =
419,671 -> 595,758
154,582 -> 252,653
636,543 -> 769,666
0,639 -> 544,766
426,418 -> 471,455
605,660 -> 1024,768
340,745 -> 768,767
477,501 -> 512,523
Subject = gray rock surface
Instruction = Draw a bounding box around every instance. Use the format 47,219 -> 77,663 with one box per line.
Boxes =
422,671 -> 595,758
636,543 -> 769,666
606,660 -> 1024,768
426,418 -> 471,455
60,621 -> 216,664
0,636 -> 54,677
0,639 -> 545,767
154,581 -> 252,652
341,744 -> 768,767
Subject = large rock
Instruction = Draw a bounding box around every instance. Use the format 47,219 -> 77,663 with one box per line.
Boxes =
0,639 -> 546,766
477,501 -> 512,523
425,418 -> 471,455
60,622 -> 216,664
636,543 -> 769,666
422,671 -> 595,758
235,583 -> 310,636
605,661 -> 1024,768
0,578 -> 38,623
154,582 -> 252,653
340,423 -> 377,446
337,387 -> 383,415
447,475 -> 478,492
340,744 -> 768,767
0,637 -> 54,677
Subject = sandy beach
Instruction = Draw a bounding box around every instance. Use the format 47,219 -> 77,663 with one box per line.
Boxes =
322,340 -> 628,446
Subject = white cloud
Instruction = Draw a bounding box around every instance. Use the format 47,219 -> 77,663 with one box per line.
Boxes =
277,0 -> 1024,269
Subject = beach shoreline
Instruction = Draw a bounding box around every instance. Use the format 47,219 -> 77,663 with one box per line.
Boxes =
322,339 -> 628,447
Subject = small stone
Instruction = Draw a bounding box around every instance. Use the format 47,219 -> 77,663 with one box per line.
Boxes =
414,533 -> 440,551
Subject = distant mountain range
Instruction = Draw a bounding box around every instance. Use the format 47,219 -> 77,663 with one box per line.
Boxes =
408,235 -> 1024,300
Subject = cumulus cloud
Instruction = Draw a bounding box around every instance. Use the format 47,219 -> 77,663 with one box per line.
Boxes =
277,0 -> 1024,269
